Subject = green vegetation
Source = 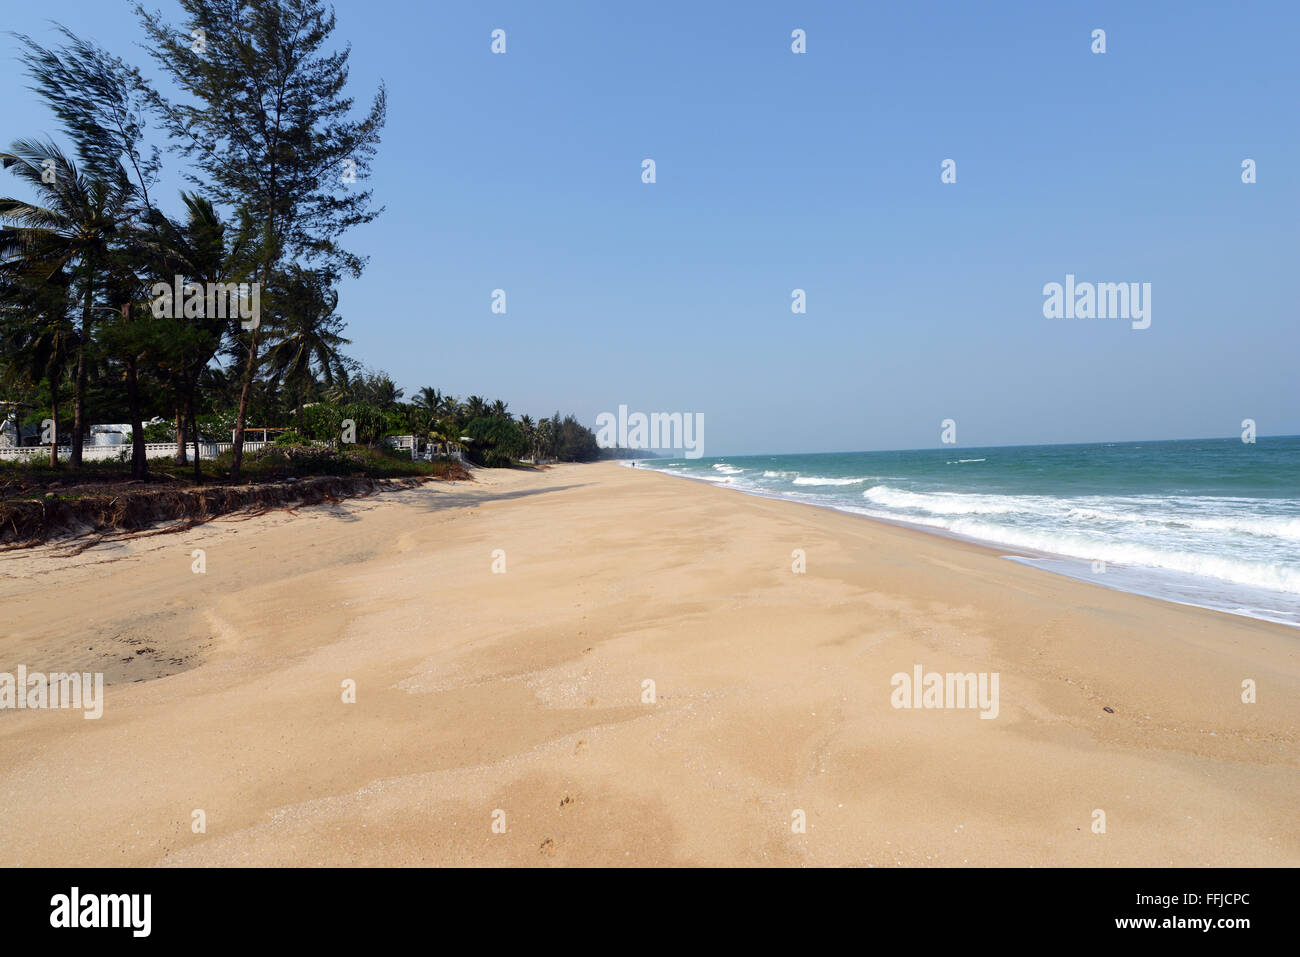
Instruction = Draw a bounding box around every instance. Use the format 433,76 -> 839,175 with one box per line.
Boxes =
0,1 -> 599,489
0,442 -> 467,493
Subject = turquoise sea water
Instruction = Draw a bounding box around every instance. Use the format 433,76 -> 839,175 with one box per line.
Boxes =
640,437 -> 1300,628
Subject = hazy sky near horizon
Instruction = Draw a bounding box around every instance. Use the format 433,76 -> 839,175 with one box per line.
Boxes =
3,1 -> 1297,455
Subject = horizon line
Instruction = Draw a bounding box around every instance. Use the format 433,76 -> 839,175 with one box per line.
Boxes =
626,433 -> 1298,460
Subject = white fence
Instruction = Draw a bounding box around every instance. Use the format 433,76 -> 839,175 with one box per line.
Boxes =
3,437 -> 466,464
203,442 -> 273,457
0,441 -> 273,463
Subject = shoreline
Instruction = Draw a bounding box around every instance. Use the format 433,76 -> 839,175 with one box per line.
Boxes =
636,461 -> 1300,631
2,462 -> 1296,867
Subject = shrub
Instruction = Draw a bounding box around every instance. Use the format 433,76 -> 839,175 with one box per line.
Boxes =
142,421 -> 176,444
462,416 -> 526,467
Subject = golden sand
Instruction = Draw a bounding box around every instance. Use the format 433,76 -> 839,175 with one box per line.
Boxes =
1,463 -> 1295,866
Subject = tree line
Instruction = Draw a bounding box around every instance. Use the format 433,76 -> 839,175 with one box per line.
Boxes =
0,0 -> 599,480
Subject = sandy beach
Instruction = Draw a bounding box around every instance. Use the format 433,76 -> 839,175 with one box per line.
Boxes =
0,462 -> 1295,867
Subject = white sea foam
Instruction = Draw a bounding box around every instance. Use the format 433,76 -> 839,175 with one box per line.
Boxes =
792,475 -> 868,486
640,456 -> 1300,625
1063,506 -> 1300,541
851,485 -> 1300,594
939,518 -> 1300,594
654,467 -> 735,484
862,485 -> 1029,515
857,486 -> 1300,543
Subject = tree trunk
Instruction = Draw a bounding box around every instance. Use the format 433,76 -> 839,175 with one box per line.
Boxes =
232,208 -> 275,482
48,372 -> 61,469
175,406 -> 188,464
187,391 -> 202,484
70,266 -> 93,469
124,355 -> 148,481
229,327 -> 259,482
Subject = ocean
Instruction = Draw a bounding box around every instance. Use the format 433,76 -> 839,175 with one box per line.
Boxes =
638,437 -> 1300,628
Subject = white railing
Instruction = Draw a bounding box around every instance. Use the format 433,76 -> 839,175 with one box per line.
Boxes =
204,442 -> 273,456
0,438 -> 469,464
0,440 -> 274,462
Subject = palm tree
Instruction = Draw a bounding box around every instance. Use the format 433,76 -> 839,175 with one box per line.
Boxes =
372,375 -> 403,410
409,386 -> 443,435
518,414 -> 537,461
464,395 -> 488,420
264,267 -> 350,435
413,386 -> 442,411
95,273 -> 158,481
438,394 -> 463,423
431,395 -> 467,444
533,417 -> 548,463
133,192 -> 248,477
0,271 -> 76,466
0,139 -> 132,467
427,422 -> 463,459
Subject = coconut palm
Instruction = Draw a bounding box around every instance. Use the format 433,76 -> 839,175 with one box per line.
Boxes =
413,386 -> 442,411
409,386 -> 443,435
439,394 -> 464,422
518,414 -> 537,461
132,192 -> 250,476
0,270 -> 76,466
427,423 -> 463,459
264,267 -> 351,435
0,139 -> 132,467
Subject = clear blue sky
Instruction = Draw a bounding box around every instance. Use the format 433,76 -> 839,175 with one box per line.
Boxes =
4,1 -> 1297,455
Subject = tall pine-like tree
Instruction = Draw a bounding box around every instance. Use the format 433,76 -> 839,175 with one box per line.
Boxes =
137,0 -> 385,479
